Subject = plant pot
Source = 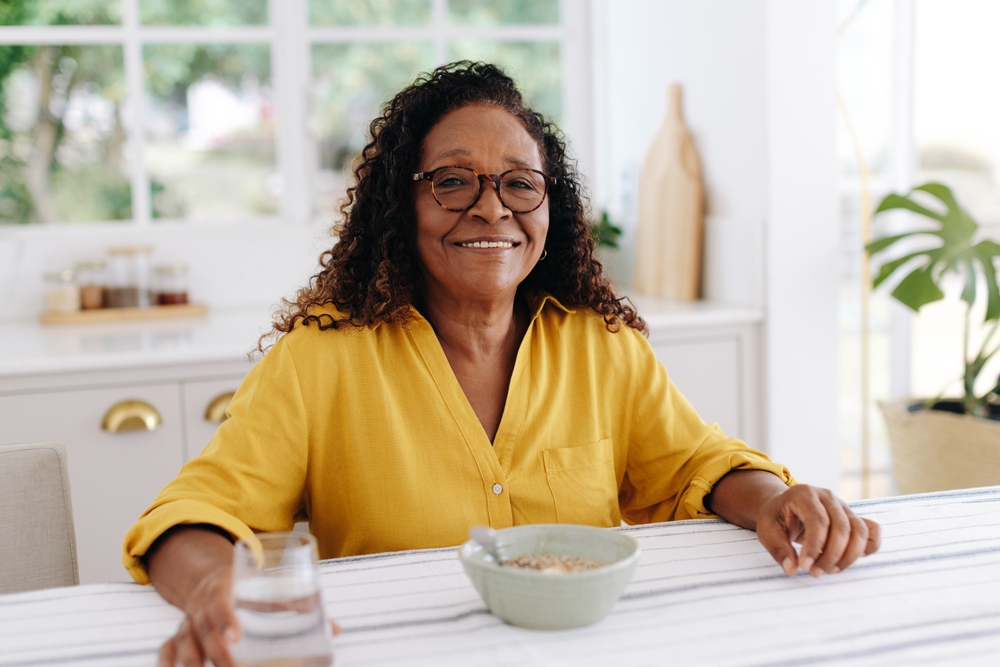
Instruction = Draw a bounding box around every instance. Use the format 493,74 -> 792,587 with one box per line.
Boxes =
879,400 -> 1000,495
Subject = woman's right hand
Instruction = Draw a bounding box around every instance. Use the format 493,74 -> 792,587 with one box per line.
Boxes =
157,562 -> 239,667
145,525 -> 241,667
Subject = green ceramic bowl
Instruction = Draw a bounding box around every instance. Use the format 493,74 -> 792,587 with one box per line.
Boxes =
458,524 -> 640,630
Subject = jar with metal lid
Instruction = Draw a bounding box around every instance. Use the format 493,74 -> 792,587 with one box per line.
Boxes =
43,269 -> 80,314
75,259 -> 108,310
106,246 -> 152,308
152,263 -> 189,305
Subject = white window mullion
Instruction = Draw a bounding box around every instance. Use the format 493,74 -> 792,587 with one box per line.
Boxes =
432,0 -> 448,65
560,0 -> 593,187
0,25 -> 123,45
271,0 -> 311,224
122,0 -> 150,225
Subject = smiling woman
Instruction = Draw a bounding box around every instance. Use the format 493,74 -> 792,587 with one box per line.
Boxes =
124,62 -> 879,667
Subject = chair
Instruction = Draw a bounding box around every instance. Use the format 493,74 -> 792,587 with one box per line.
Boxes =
0,442 -> 79,594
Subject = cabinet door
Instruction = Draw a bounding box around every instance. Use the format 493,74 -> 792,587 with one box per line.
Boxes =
650,336 -> 743,440
0,384 -> 185,584
182,377 -> 245,461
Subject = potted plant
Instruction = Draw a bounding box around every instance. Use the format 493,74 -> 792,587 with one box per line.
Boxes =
868,182 -> 1000,494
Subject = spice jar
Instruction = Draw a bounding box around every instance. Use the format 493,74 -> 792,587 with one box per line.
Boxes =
43,269 -> 80,314
75,259 -> 108,310
153,263 -> 189,305
106,246 -> 152,308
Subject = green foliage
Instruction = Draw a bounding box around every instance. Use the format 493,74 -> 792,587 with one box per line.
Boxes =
448,0 -> 558,25
1,0 -> 120,26
448,41 -> 561,120
309,0 -> 430,26
144,43 -> 270,98
869,182 -> 1000,416
139,0 -> 266,26
591,211 -> 622,249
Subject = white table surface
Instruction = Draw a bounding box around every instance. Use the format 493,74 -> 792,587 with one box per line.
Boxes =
3,487 -> 1000,666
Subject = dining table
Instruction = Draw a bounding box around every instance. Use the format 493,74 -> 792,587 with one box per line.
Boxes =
2,485 -> 1000,666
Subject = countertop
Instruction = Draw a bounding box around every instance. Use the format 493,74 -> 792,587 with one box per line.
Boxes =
0,307 -> 273,378
0,299 -> 762,378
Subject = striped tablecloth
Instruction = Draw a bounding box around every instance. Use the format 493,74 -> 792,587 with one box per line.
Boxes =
3,487 -> 1000,666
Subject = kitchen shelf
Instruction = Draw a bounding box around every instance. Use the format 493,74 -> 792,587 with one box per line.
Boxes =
40,303 -> 208,325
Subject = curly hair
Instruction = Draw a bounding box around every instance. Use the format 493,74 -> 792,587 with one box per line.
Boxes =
261,61 -> 645,352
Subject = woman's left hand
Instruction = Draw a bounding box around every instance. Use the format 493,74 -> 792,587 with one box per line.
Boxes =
755,484 -> 881,577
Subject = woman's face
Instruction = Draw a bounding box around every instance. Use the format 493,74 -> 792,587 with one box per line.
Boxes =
414,104 -> 549,308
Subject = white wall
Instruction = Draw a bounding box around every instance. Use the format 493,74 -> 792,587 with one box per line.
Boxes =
764,0 -> 840,489
593,0 -> 768,307
594,0 -> 840,488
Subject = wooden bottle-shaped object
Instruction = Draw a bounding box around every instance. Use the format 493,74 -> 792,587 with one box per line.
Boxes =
632,84 -> 704,300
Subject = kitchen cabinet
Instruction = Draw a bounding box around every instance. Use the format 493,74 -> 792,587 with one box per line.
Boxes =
0,359 -> 251,584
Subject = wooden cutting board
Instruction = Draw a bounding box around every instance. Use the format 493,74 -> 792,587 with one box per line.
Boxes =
632,84 -> 704,300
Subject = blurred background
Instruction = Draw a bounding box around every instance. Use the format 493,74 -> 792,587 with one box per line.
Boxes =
2,0 -> 999,503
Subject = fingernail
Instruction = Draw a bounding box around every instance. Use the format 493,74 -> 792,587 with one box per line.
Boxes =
225,626 -> 240,643
781,557 -> 795,576
810,566 -> 824,578
830,566 -> 841,574
799,557 -> 813,572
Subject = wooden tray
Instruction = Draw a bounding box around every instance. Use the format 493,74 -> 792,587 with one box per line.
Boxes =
40,303 -> 208,325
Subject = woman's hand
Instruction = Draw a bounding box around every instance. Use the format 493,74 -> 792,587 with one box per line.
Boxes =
158,565 -> 239,667
706,470 -> 881,576
755,484 -> 881,577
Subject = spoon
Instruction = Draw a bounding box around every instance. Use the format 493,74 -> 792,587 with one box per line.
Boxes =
469,526 -> 504,564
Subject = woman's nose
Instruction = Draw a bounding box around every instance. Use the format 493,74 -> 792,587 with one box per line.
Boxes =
468,178 -> 510,223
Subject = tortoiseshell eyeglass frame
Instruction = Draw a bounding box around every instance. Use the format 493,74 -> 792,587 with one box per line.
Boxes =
412,166 -> 557,213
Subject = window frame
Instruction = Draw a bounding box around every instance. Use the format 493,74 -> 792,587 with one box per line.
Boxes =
0,0 -> 593,229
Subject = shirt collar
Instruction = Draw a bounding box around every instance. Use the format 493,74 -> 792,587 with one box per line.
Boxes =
406,292 -> 574,325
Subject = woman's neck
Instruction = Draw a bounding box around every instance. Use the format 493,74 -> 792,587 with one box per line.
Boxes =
419,289 -> 527,363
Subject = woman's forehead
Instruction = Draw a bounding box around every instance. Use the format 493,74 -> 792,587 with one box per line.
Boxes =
420,104 -> 543,169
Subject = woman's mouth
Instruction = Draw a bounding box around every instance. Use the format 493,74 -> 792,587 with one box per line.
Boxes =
457,241 -> 517,249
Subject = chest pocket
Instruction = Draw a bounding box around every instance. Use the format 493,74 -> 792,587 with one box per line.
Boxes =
543,438 -> 620,527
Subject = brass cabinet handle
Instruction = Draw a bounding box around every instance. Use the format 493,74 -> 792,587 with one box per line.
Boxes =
102,400 -> 162,433
204,391 -> 236,423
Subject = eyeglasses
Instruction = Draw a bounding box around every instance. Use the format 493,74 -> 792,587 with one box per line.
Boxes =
412,166 -> 556,214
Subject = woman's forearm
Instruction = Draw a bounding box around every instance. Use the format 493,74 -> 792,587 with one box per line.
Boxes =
704,469 -> 789,530
146,525 -> 235,611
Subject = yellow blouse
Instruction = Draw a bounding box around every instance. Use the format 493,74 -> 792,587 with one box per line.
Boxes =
123,294 -> 792,584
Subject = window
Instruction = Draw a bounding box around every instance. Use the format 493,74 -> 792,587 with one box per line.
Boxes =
0,0 -> 581,226
836,0 -> 1000,499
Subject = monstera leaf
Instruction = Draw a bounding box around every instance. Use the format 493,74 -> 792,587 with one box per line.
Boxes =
867,182 -> 1000,322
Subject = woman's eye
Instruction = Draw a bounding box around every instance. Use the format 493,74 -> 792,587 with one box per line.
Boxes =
436,175 -> 470,188
506,178 -> 537,191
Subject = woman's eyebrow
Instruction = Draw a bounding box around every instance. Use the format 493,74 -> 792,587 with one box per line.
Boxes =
431,148 -> 471,162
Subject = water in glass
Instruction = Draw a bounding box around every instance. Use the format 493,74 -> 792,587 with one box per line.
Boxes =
229,532 -> 333,667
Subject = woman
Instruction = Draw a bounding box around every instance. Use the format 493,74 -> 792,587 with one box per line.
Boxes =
126,62 -> 880,667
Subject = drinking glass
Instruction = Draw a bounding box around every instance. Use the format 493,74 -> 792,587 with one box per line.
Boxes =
230,532 -> 333,667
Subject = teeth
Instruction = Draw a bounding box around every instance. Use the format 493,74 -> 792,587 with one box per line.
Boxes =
460,241 -> 514,248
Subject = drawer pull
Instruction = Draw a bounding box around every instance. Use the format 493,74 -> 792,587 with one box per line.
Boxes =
102,400 -> 162,433
204,391 -> 236,423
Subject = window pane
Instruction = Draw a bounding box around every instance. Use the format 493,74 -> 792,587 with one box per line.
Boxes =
0,45 -> 129,224
448,0 -> 558,26
144,44 -> 277,221
1,0 -> 121,26
311,42 -> 434,215
448,41 -> 561,120
139,0 -> 267,26
309,0 -> 431,27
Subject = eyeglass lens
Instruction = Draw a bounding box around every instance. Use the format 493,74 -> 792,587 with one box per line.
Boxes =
431,168 -> 547,212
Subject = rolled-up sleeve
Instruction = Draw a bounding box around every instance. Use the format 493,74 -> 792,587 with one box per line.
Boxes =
122,338 -> 310,584
618,329 -> 794,525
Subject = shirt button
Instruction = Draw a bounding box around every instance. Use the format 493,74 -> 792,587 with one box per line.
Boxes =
492,483 -> 503,495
